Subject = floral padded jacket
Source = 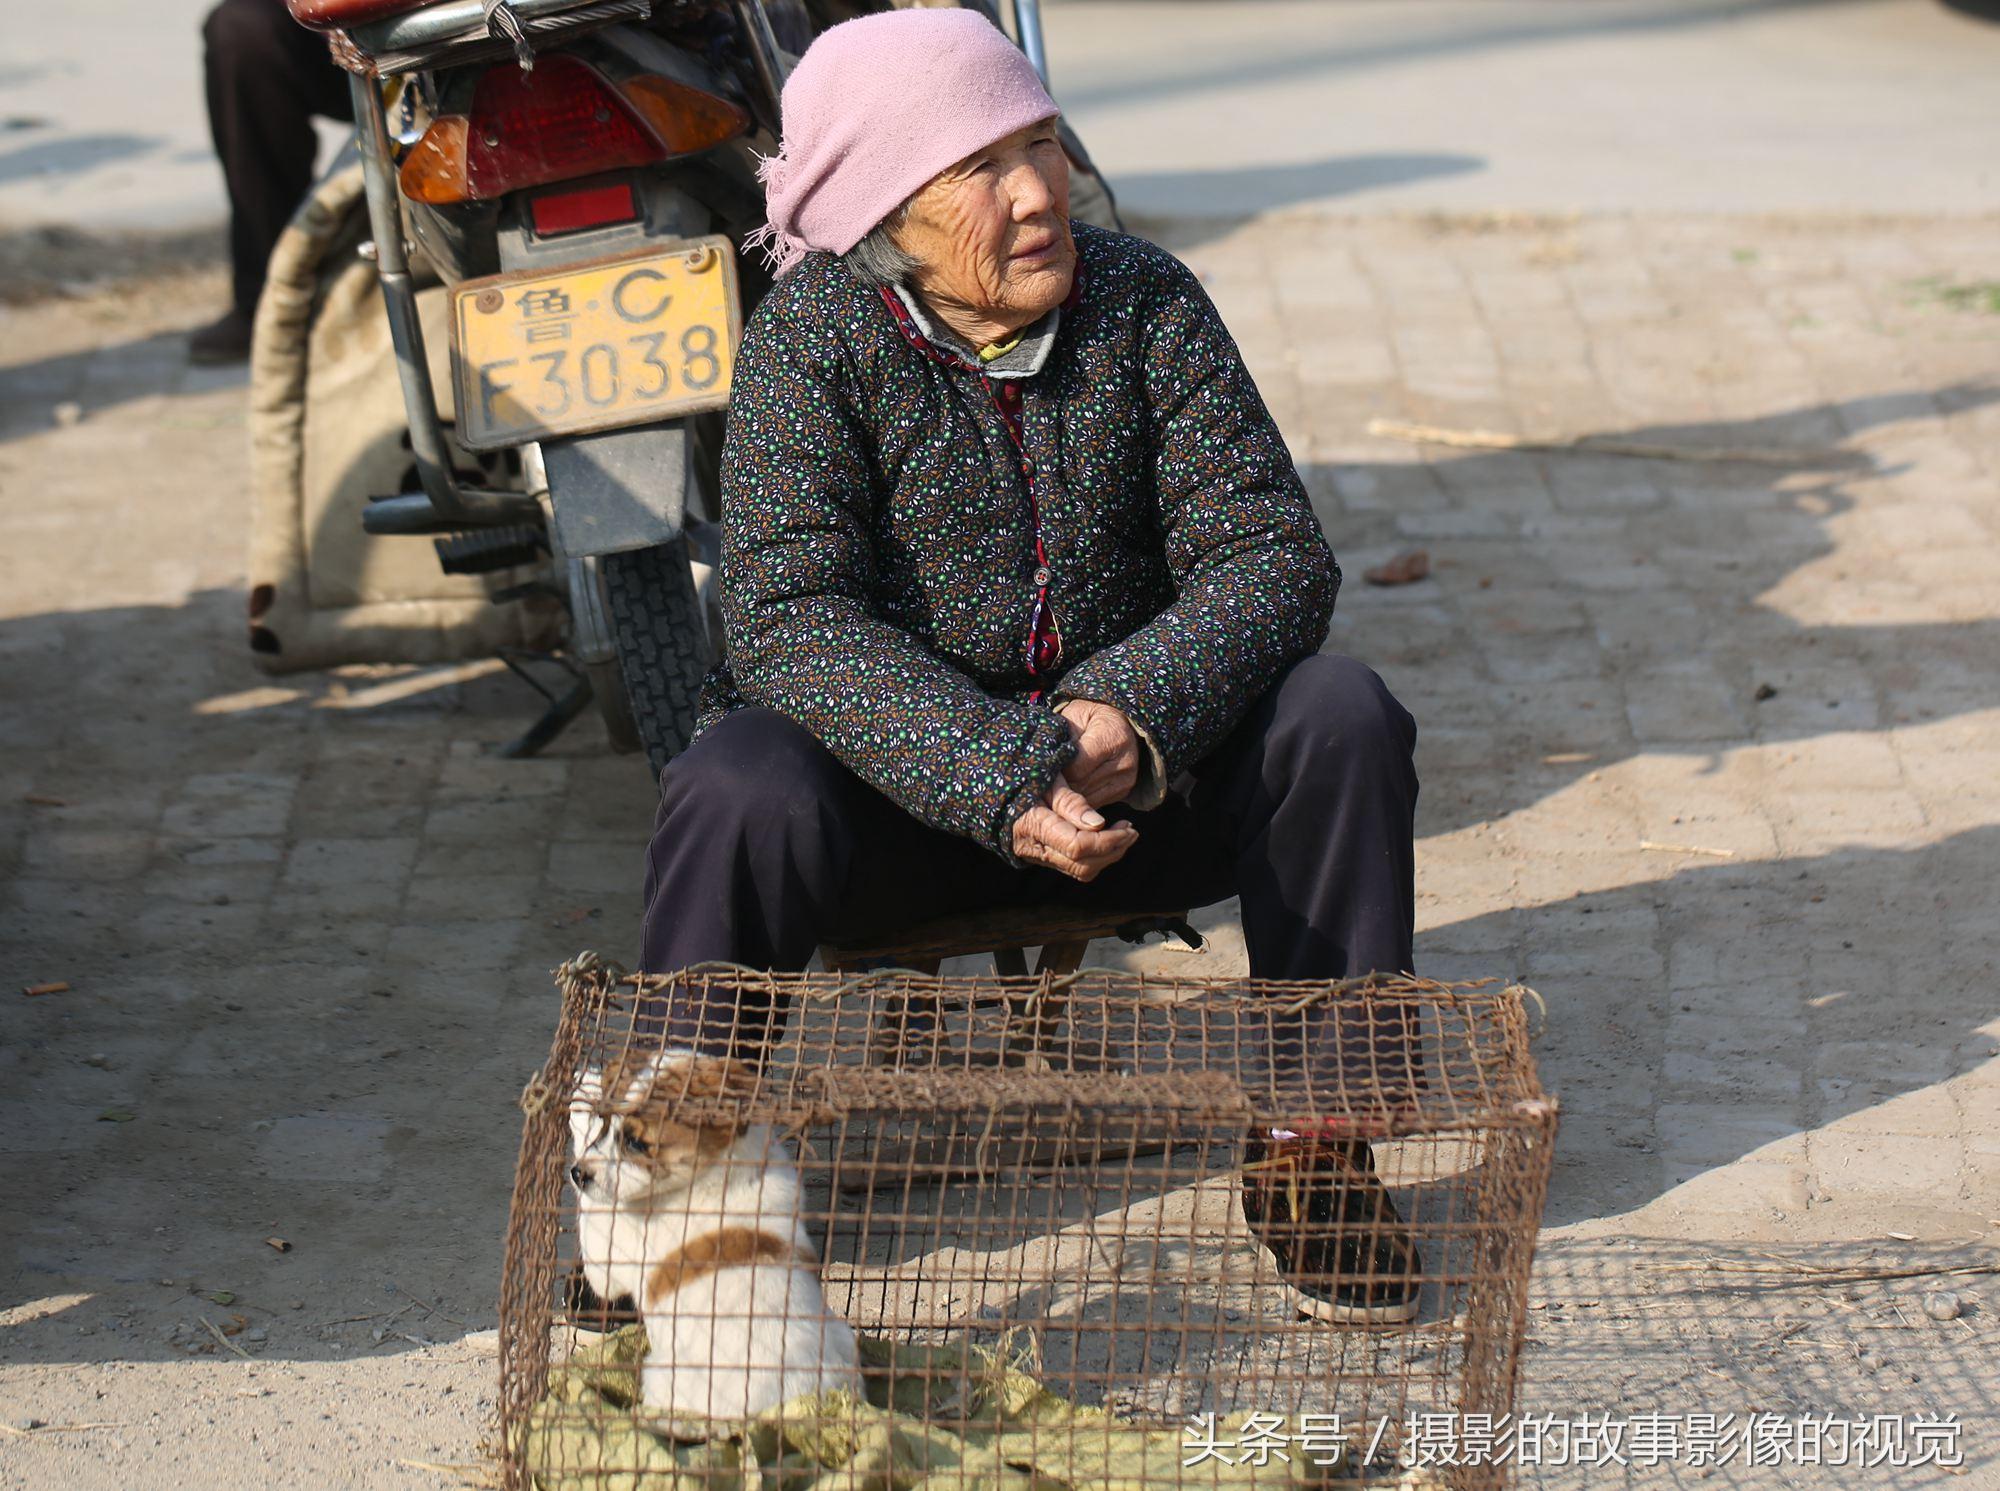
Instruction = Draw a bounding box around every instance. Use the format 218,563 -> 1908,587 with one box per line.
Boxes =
698,223 -> 1341,863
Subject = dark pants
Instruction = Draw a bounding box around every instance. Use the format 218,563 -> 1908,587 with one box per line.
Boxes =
203,0 -> 354,316
640,655 -> 1419,1066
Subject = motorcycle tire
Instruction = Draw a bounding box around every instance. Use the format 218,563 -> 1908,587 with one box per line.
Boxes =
598,540 -> 714,783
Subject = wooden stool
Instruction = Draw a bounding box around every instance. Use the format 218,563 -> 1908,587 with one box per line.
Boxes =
819,904 -> 1202,977
820,903 -> 1203,1072
817,906 -> 1204,1180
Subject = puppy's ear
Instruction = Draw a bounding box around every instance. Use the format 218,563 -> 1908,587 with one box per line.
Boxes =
656,1055 -> 761,1134
688,1057 -> 761,1107
602,1051 -> 661,1113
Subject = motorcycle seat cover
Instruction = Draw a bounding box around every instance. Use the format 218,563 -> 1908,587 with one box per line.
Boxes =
286,0 -> 440,31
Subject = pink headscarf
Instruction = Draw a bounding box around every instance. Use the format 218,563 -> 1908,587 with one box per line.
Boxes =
745,8 -> 1060,275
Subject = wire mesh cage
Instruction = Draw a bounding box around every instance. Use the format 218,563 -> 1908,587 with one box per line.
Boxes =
500,958 -> 1558,1491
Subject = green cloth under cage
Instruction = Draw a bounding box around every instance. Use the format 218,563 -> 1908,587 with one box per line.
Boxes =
516,1329 -> 1442,1491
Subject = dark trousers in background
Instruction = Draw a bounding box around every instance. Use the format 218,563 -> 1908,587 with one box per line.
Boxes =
639,654 -> 1420,1077
203,0 -> 353,316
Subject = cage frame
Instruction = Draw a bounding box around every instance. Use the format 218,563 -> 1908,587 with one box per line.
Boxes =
499,957 -> 1558,1491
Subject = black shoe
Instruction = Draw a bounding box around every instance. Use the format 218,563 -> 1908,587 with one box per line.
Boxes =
188,307 -> 254,365
1241,1133 -> 1421,1326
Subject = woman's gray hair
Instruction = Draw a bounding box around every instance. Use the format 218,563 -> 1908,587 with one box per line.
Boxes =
842,203 -> 920,288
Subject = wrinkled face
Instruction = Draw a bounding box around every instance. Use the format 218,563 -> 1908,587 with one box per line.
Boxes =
892,118 -> 1074,338
568,1055 -> 755,1205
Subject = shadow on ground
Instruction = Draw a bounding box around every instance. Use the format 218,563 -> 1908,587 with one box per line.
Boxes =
1516,1231 -> 1990,1488
1120,152 -> 1483,225
1470,830 -> 2000,1227
1297,378 -> 2000,840
1060,0 -> 1888,115
0,328 -> 240,434
0,133 -> 157,185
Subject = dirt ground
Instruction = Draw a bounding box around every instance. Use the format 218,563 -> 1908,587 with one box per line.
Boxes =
2,210 -> 1998,1489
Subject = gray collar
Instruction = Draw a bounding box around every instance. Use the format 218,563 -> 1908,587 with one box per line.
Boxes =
891,283 -> 1059,379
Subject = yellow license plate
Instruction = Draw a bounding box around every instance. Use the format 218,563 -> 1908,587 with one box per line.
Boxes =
450,237 -> 741,450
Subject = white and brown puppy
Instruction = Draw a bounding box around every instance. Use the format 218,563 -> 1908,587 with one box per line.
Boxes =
568,1050 -> 861,1419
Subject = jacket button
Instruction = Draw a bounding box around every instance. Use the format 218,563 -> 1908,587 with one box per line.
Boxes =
1033,566 -> 1052,587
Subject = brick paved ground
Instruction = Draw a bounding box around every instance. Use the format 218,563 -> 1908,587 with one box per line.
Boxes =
2,214 -> 1996,1487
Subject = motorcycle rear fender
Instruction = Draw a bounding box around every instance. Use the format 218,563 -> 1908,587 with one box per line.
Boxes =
540,421 -> 694,558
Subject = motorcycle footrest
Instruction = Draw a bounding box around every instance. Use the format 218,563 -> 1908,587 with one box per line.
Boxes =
433,524 -> 550,575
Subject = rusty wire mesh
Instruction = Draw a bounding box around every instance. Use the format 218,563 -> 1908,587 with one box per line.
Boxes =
499,958 -> 1558,1491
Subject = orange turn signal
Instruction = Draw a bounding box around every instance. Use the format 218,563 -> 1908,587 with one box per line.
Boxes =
619,75 -> 751,157
399,114 -> 472,205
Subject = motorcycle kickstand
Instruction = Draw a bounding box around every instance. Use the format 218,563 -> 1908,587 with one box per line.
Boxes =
493,647 -> 594,759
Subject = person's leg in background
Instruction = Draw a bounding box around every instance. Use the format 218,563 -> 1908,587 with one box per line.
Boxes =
192,0 -> 354,362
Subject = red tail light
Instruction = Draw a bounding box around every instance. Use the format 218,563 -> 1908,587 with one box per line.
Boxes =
468,57 -> 657,197
399,57 -> 750,206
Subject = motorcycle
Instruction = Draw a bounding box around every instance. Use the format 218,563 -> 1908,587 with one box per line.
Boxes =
280,0 -> 1115,778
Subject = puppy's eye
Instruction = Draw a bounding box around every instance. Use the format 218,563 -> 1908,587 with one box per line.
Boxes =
622,1130 -> 651,1155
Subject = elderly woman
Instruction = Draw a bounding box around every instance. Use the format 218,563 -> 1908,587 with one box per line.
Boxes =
639,9 -> 1420,1324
